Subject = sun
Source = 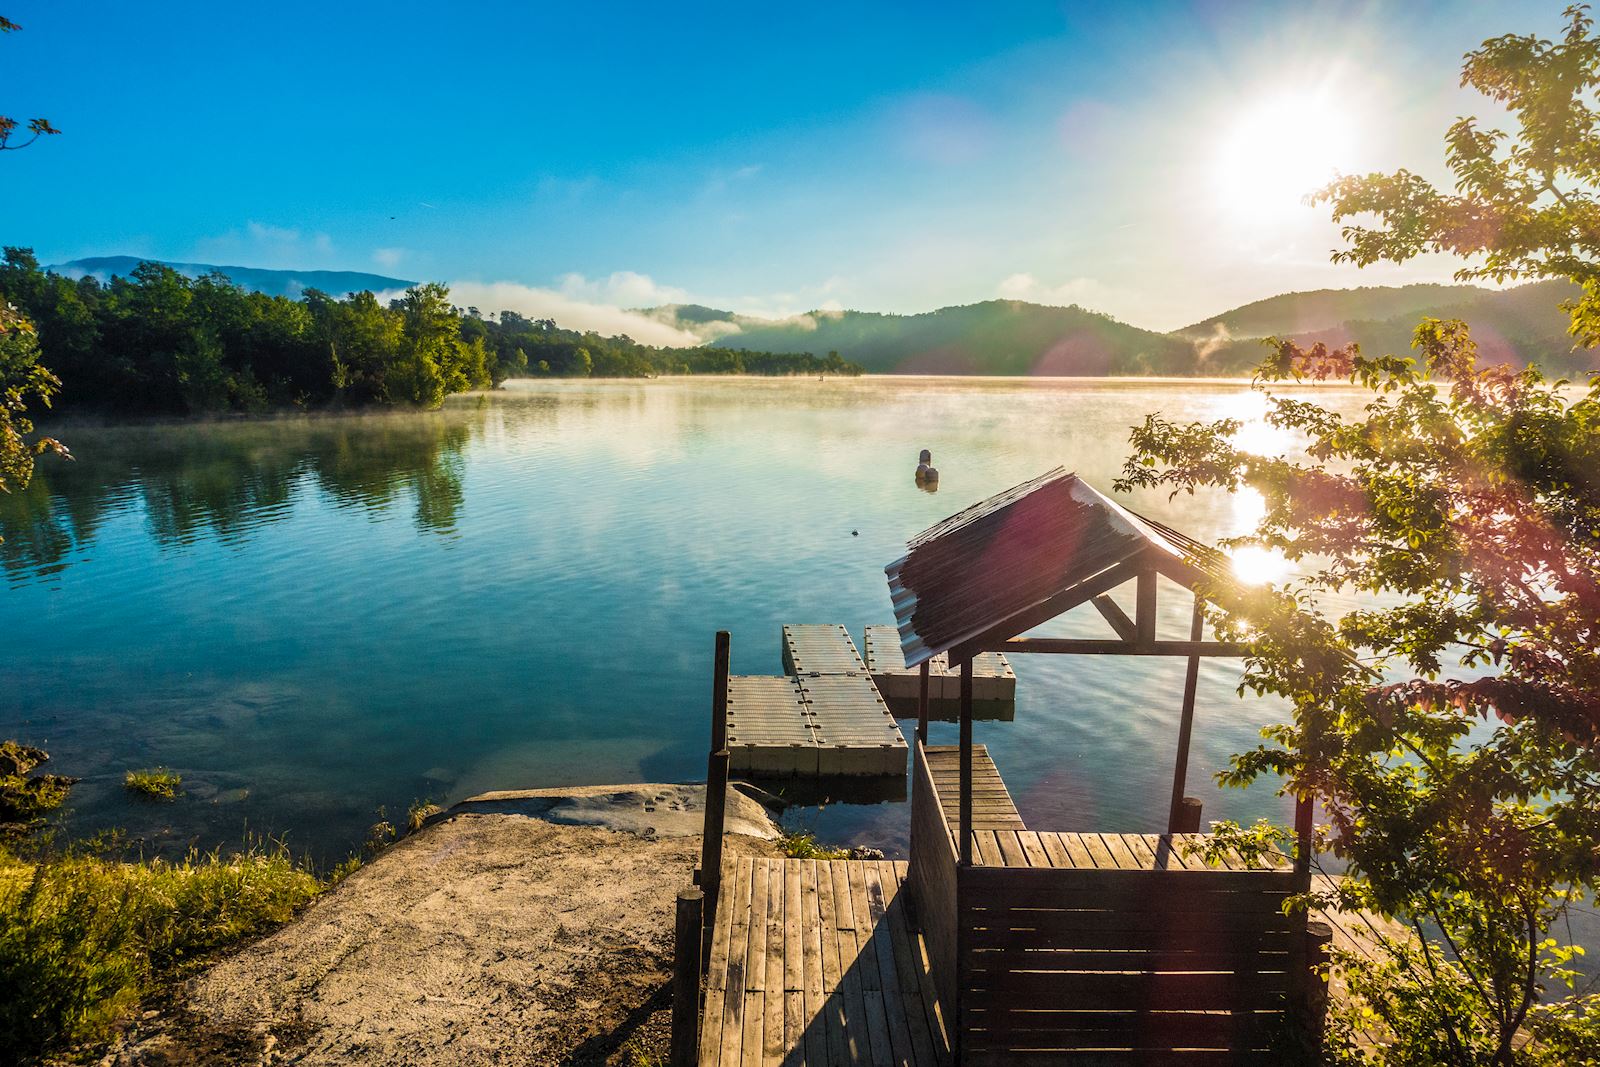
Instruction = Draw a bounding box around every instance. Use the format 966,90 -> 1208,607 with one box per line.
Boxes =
1214,89 -> 1355,217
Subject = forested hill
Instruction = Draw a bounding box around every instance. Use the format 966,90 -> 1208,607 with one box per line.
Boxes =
1180,279 -> 1597,374
646,281 -> 1596,376
646,300 -> 1194,375
51,256 -> 415,299
0,249 -> 861,417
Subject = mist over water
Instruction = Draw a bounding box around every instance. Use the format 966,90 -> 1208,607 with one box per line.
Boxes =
2,376 -> 1362,865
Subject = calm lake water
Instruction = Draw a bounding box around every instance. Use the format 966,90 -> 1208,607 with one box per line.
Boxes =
0,376 -> 1368,862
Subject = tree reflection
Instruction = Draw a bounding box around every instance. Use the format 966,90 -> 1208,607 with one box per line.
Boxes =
0,412 -> 476,580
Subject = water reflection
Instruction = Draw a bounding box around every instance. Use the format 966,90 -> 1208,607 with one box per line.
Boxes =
1,414 -> 474,582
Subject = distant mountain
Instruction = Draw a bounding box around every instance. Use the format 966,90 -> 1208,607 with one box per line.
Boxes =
1184,279 -> 1597,375
1176,283 -> 1495,340
50,256 -> 415,299
644,300 -> 1194,375
640,280 -> 1596,376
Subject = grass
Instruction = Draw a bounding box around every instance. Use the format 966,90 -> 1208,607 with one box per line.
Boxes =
0,841 -> 322,1063
123,768 -> 182,801
776,828 -> 850,860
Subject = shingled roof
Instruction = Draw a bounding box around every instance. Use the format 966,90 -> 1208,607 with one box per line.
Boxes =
885,467 -> 1231,667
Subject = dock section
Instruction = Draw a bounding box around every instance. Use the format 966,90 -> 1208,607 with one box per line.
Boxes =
699,857 -> 951,1067
863,625 -> 1016,720
725,626 -> 908,778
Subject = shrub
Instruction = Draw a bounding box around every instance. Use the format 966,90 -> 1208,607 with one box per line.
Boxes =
123,768 -> 182,802
776,829 -> 849,861
0,843 -> 321,1061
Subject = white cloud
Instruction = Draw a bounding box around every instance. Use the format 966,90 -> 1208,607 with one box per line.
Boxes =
372,247 -> 407,270
555,270 -> 689,309
381,280 -> 703,347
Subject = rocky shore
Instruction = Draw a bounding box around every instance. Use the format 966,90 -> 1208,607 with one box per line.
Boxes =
106,783 -> 780,1066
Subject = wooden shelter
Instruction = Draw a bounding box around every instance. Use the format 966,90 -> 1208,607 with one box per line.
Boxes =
888,468 -> 1325,1063
684,469 -> 1330,1066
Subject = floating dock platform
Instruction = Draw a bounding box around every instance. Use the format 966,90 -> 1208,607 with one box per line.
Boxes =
862,625 -> 1016,720
724,626 -> 908,778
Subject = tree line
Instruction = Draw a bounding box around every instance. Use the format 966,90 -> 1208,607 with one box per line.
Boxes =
0,249 -> 861,417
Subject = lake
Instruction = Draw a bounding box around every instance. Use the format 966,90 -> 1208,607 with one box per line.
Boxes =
1,376 -> 1353,863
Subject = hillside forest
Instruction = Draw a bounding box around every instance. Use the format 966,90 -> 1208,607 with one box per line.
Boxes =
0,249 -> 860,416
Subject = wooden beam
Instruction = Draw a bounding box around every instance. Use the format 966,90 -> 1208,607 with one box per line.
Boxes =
1091,594 -> 1136,641
1166,600 -> 1205,832
917,661 -> 930,745
959,658 -> 973,867
945,558 -> 1144,664
1136,568 -> 1157,648
710,630 -> 731,752
996,637 -> 1245,656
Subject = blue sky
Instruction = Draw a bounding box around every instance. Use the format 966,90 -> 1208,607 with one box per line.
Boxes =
0,1 -> 1570,337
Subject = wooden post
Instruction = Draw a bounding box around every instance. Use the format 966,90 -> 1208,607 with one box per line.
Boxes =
1301,919 -> 1335,1051
1167,600 -> 1205,832
698,631 -> 731,950
1135,567 -> 1157,648
959,656 -> 973,867
670,887 -> 704,1067
917,661 -> 930,745
1173,796 -> 1202,833
1293,793 -> 1315,891
710,630 -> 730,752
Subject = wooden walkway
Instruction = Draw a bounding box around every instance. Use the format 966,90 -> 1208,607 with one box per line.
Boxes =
922,744 -> 1025,832
700,858 -> 952,1066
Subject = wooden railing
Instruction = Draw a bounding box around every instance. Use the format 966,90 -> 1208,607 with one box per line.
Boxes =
907,741 -> 960,1032
957,862 -> 1300,1061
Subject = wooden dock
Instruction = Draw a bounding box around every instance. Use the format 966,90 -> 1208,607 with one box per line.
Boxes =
862,626 -> 1015,719
699,857 -> 952,1066
921,745 -> 1024,832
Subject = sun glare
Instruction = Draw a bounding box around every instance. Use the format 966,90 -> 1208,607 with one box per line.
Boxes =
1229,544 -> 1293,586
1215,89 -> 1355,216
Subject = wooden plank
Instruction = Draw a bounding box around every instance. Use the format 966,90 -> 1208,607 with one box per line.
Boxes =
1038,832 -> 1074,869
880,864 -> 939,1067
1098,833 -> 1144,870
831,862 -> 876,1066
849,863 -> 897,1067
799,862 -> 826,1067
968,946 -> 1294,973
963,909 -> 1298,941
967,1051 -> 1280,1067
764,861 -> 787,1067
994,831 -> 1029,868
1055,832 -> 1099,868
962,886 -> 1292,913
741,859 -> 769,1067
813,862 -> 854,1066
1016,831 -> 1051,868
959,864 -> 1299,895
964,977 -> 1294,1013
700,861 -> 734,1065
966,926 -> 1297,953
715,858 -> 753,1067
864,865 -> 917,1067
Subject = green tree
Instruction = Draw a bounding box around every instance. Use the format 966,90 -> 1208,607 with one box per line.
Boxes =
0,16 -> 59,152
1317,4 -> 1600,349
1118,9 -> 1600,1062
0,303 -> 64,502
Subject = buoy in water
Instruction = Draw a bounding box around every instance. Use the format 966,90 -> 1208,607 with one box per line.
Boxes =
915,448 -> 939,487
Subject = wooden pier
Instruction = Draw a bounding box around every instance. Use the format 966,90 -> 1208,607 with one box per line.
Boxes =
699,857 -> 951,1066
